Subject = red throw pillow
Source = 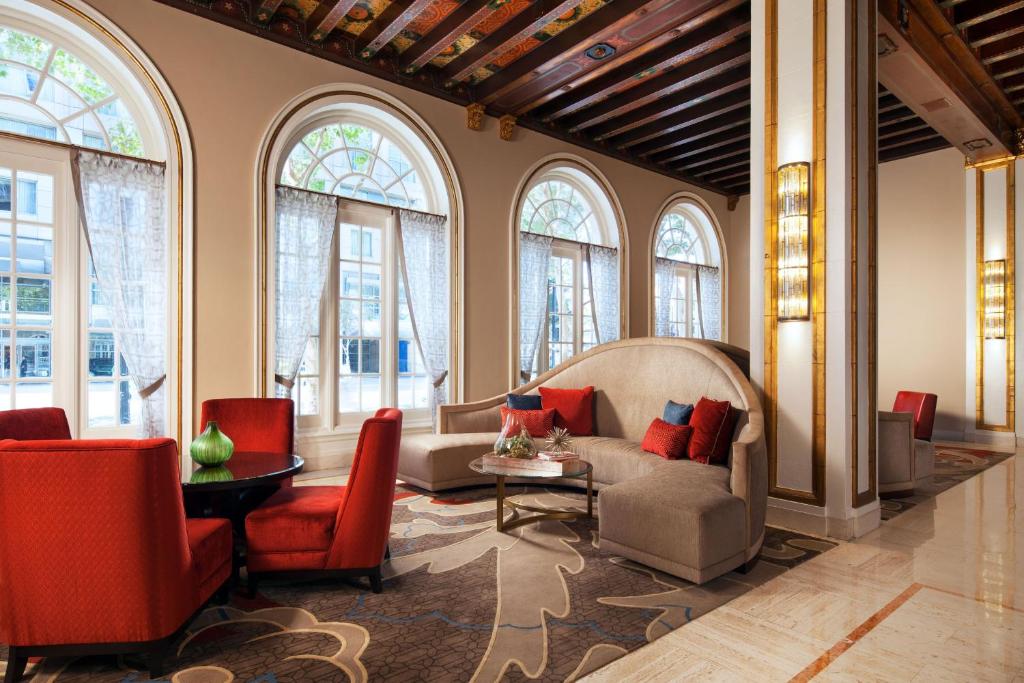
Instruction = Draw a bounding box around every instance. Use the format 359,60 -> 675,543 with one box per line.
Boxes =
641,418 -> 693,460
688,397 -> 740,465
538,386 -> 595,435
499,407 -> 555,438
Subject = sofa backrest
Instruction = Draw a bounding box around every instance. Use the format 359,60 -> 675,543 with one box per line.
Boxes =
523,339 -> 752,442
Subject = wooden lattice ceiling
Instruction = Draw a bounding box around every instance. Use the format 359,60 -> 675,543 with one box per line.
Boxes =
154,0 -> 983,195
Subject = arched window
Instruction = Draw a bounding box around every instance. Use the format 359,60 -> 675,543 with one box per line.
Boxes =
652,199 -> 724,340
0,5 -> 186,440
515,162 -> 623,383
268,91 -> 459,439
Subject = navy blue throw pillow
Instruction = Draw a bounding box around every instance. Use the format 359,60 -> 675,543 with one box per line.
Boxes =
663,400 -> 694,426
507,393 -> 543,410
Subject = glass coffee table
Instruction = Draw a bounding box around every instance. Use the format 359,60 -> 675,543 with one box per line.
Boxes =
469,456 -> 593,532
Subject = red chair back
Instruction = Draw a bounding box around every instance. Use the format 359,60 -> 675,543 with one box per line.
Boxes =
0,407 -> 71,440
893,391 -> 938,441
0,438 -> 199,647
200,398 -> 294,454
326,408 -> 402,570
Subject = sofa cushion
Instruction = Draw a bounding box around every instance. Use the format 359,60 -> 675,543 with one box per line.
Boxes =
689,398 -> 739,465
507,393 -> 542,410
599,462 -> 744,571
662,400 -> 694,426
539,386 -> 594,435
398,432 -> 498,490
500,406 -> 555,438
641,419 -> 692,460
570,436 -> 666,485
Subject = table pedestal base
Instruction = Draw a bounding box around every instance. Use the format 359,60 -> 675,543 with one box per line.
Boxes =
495,471 -> 593,533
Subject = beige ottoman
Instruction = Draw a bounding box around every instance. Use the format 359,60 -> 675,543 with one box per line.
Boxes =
598,461 -> 748,585
398,432 -> 498,491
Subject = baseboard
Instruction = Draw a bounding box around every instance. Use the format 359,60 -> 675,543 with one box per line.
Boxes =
963,429 -> 1016,447
767,497 -> 880,540
298,424 -> 433,472
933,429 -> 966,442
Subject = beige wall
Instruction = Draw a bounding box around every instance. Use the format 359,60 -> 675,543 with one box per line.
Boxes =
878,147 -> 966,435
727,195 -> 750,351
83,0 -> 742,421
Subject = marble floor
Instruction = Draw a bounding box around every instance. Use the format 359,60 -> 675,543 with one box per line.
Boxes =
583,443 -> 1023,682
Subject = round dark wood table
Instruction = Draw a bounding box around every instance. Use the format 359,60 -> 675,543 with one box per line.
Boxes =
182,451 -> 304,581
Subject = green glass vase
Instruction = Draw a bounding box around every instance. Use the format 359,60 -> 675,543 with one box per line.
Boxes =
189,465 -> 234,484
190,421 -> 234,466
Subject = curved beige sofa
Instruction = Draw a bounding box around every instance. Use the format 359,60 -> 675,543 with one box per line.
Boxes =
397,337 -> 767,584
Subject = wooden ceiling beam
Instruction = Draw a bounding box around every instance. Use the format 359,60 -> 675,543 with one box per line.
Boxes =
307,0 -> 360,41
586,69 -> 749,140
254,0 -> 284,23
610,86 -> 750,148
879,0 -> 1023,156
879,134 -> 951,162
630,108 -> 749,157
966,12 -> 1024,48
701,166 -> 748,183
532,9 -> 750,122
356,0 -> 435,58
692,157 -> 748,179
472,0 -> 720,105
954,1 -> 1024,30
879,119 -> 933,139
879,104 -> 917,125
440,0 -> 580,85
650,129 -> 750,165
400,0 -> 492,74
676,145 -> 747,172
519,0 -> 749,116
558,38 -> 750,132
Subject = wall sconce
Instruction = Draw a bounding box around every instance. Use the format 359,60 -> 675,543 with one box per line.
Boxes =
777,161 -> 811,321
984,259 -> 1006,339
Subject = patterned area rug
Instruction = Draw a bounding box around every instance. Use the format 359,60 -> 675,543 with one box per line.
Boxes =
1,484 -> 835,682
880,443 -> 1015,521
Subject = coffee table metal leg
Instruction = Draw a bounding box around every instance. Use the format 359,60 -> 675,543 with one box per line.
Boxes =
496,475 -> 505,532
587,470 -> 593,518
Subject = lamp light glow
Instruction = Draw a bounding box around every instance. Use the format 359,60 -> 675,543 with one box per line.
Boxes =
777,161 -> 810,321
984,259 -> 1006,339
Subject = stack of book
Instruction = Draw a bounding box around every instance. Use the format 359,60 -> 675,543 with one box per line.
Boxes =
482,451 -> 580,474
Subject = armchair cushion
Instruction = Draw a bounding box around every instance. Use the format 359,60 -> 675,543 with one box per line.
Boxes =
892,391 -> 938,441
245,486 -> 344,557
185,518 -> 233,598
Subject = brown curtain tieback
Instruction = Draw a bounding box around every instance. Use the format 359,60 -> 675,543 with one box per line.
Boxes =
274,374 -> 296,390
138,374 -> 166,399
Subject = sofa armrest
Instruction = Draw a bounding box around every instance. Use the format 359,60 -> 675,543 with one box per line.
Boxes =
729,411 -> 767,557
879,410 -> 915,486
438,395 -> 506,435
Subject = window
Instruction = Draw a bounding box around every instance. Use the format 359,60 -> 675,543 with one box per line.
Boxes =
278,114 -> 449,430
653,200 -> 723,340
516,164 -> 621,382
0,14 -> 173,436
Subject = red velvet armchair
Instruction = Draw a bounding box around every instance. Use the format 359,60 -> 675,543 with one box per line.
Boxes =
200,398 -> 295,485
245,408 -> 402,594
0,407 -> 71,440
0,438 -> 232,681
879,391 -> 939,495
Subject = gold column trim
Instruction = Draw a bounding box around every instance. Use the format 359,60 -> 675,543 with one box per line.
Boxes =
764,0 -> 827,506
52,0 -> 189,447
256,90 -> 463,403
853,0 -> 878,508
975,162 -> 1016,432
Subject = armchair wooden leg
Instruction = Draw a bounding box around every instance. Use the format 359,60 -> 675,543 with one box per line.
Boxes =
384,544 -> 391,561
3,646 -> 28,683
368,567 -> 383,594
146,646 -> 167,680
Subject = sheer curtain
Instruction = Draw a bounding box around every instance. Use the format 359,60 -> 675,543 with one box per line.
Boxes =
72,150 -> 168,437
273,186 -> 338,396
519,232 -> 552,383
695,265 -> 722,341
654,257 -> 675,337
396,209 -> 449,423
586,244 -> 619,345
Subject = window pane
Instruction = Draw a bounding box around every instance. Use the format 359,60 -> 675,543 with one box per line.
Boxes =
362,264 -> 381,299
0,329 -> 8,378
88,331 -> 115,377
0,385 -> 9,411
360,376 -> 381,412
0,222 -> 10,271
340,262 -> 360,297
298,376 -> 319,416
16,224 -> 52,274
15,171 -> 52,223
361,301 -> 380,337
0,275 -> 9,325
360,339 -> 380,374
89,280 -> 112,327
16,330 -> 49,377
338,375 -> 359,413
88,380 -> 115,427
119,379 -> 138,426
15,277 -> 50,325
339,299 -> 359,336
15,381 -> 50,408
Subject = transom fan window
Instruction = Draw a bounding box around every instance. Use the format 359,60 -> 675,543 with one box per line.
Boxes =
278,118 -> 448,428
517,167 -> 620,383
0,26 -> 143,154
653,203 -> 723,340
